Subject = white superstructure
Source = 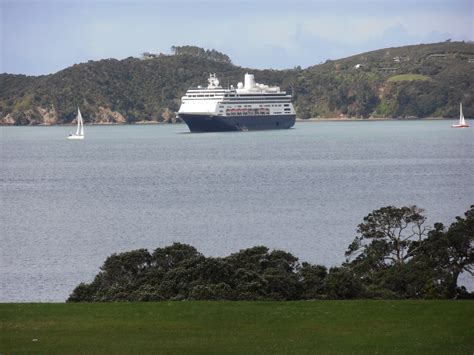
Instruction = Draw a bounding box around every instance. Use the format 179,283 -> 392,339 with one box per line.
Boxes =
178,73 -> 295,118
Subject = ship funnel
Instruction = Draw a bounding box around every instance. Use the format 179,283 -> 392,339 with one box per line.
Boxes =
244,73 -> 255,90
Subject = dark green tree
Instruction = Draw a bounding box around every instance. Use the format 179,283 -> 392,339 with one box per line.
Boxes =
298,263 -> 327,299
324,267 -> 363,299
344,205 -> 429,298
67,205 -> 473,302
414,206 -> 474,298
346,205 -> 428,266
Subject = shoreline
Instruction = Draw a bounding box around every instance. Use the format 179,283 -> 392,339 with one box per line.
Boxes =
31,121 -> 177,127
296,116 -> 453,122
1,117 -> 460,127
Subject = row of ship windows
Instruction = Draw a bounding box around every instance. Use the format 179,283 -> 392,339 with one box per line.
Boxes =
188,94 -> 219,98
218,108 -> 292,116
188,94 -> 252,98
223,108 -> 269,115
186,94 -> 286,99
219,104 -> 289,108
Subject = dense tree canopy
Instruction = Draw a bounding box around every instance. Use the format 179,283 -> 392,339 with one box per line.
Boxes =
342,205 -> 474,299
414,207 -> 474,298
171,45 -> 232,64
68,205 -> 474,302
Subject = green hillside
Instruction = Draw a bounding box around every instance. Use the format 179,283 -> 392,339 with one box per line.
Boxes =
1,42 -> 473,125
294,41 -> 474,119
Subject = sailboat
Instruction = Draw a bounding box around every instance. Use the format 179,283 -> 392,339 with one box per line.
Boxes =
67,107 -> 85,139
451,102 -> 469,128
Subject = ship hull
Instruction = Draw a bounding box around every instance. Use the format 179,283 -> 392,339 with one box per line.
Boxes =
179,114 -> 296,132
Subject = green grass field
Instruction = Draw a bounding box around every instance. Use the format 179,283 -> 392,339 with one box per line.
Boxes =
1,301 -> 473,354
387,74 -> 431,82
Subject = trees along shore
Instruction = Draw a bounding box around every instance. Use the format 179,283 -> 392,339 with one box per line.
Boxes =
68,205 -> 474,302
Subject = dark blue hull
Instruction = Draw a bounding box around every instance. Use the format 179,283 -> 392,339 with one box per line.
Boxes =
179,114 -> 296,132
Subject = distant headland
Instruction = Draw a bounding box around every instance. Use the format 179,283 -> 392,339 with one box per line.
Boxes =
1,42 -> 473,126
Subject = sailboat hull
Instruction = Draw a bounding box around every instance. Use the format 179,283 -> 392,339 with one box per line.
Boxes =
67,135 -> 84,140
451,124 -> 470,128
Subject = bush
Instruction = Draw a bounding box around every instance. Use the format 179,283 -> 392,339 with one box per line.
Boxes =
67,205 -> 473,302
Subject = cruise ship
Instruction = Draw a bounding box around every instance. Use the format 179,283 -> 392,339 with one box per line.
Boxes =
177,73 -> 296,132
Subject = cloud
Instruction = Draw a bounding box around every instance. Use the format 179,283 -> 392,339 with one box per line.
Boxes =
1,0 -> 472,74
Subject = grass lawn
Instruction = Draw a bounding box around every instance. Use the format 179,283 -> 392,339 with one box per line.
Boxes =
1,300 -> 473,354
387,74 -> 431,82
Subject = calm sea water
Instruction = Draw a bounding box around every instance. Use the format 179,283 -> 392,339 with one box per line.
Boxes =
1,121 -> 473,302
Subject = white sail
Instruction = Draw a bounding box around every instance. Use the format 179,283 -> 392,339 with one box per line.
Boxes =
75,108 -> 82,135
460,102 -> 465,126
78,108 -> 84,136
451,102 -> 469,128
67,107 -> 85,139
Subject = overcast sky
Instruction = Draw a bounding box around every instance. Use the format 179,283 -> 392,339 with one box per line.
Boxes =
1,0 -> 473,75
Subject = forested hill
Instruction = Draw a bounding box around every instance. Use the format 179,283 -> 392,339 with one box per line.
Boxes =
1,42 -> 473,125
